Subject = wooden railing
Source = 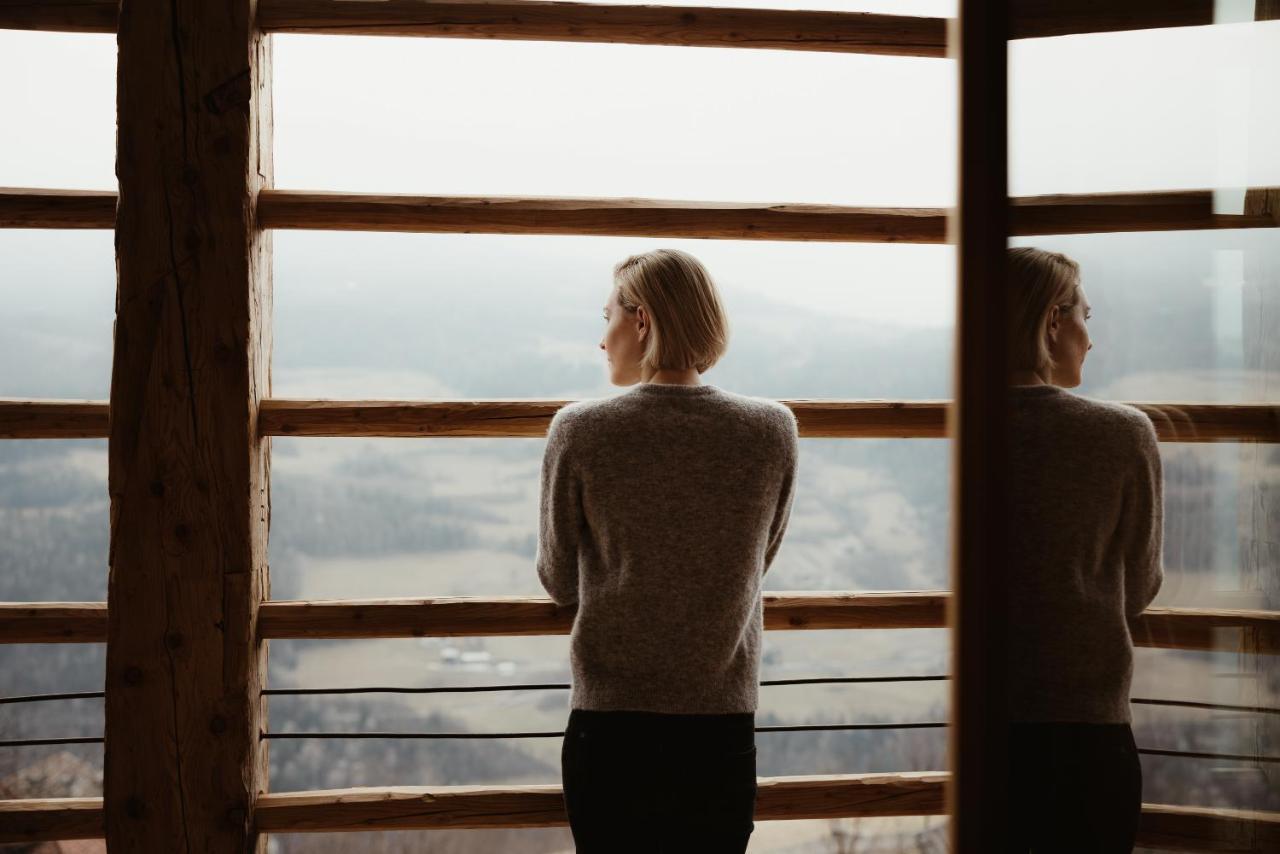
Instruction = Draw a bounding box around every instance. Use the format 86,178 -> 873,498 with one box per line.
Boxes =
0,0 -> 1261,50
2,594 -> 1278,653
2,397 -> 1277,442
4,2 -> 1279,851
4,780 -> 1279,848
4,186 -> 1279,239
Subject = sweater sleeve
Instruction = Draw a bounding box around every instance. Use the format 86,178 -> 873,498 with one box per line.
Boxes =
536,408 -> 585,607
1122,413 -> 1164,619
763,408 -> 800,577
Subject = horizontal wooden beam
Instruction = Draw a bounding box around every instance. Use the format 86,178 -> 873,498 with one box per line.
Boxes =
0,796 -> 103,844
0,1 -> 1259,46
0,187 -> 115,229
255,591 -> 950,639
0,399 -> 109,439
4,595 -> 1274,653
3,399 -> 1276,443
258,1 -> 947,57
257,191 -> 949,242
1137,804 -> 1280,852
3,786 -> 1275,851
257,399 -> 955,439
0,602 -> 106,643
7,187 -> 1277,242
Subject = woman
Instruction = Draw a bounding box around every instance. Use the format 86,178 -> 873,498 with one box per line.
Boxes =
536,248 -> 799,853
1005,247 -> 1164,852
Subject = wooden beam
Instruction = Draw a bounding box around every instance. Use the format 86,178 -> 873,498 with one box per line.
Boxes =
3,790 -> 1275,849
108,1 -> 273,851
1136,803 -> 1280,852
950,0 -> 1011,850
4,187 -> 1277,239
2,0 -> 1267,44
4,399 -> 1276,442
1011,190 -> 1280,236
0,0 -> 116,33
258,0 -> 947,57
1135,606 -> 1280,655
0,188 -> 115,228
0,797 -> 104,843
0,602 -> 107,643
256,191 -> 948,243
8,596 -> 1272,652
0,399 -> 109,438
254,591 -> 951,640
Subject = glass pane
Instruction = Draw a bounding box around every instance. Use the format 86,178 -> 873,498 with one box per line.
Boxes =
0,230 -> 116,400
0,31 -> 117,190
274,36 -> 955,206
1010,21 -> 1280,195
0,439 -> 109,603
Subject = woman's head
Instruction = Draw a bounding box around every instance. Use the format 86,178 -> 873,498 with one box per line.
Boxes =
1008,246 -> 1092,388
600,249 -> 729,385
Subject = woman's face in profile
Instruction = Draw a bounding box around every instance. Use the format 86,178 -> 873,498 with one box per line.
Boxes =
600,286 -> 644,386
1049,285 -> 1093,388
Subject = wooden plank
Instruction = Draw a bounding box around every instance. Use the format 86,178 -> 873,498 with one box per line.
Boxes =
1136,803 -> 1280,852
2,0 -> 1265,44
254,591 -> 951,639
256,191 -> 948,243
0,602 -> 107,643
108,0 -> 273,851
5,187 -> 1277,239
1134,607 -> 1280,655
0,797 -> 104,843
258,0 -> 948,57
254,772 -> 949,832
0,0 -> 116,33
1009,0 -> 1214,40
6,596 -> 1272,651
4,399 -> 1275,441
1011,189 -> 1280,236
0,399 -> 109,438
256,399 -> 951,439
0,188 -> 115,228
3,791 -> 1276,848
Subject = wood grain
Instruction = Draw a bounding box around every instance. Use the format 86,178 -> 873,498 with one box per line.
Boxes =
107,1 -> 273,851
4,399 -> 1275,441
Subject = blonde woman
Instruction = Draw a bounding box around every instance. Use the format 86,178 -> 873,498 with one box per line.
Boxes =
536,248 -> 799,853
1005,247 -> 1164,852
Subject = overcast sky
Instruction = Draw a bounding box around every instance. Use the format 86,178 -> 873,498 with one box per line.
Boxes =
1,11 -> 1277,331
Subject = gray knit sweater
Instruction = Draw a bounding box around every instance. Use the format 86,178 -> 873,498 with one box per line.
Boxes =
536,381 -> 800,714
1008,384 -> 1164,723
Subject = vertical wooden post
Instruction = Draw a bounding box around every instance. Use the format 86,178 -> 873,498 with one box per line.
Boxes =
949,1 -> 1010,851
108,1 -> 272,851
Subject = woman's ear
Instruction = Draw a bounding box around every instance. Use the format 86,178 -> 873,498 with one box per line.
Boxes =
635,305 -> 649,339
1045,304 -> 1061,346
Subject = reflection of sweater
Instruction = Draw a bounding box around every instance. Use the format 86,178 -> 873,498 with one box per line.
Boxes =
537,381 -> 799,714
1008,384 -> 1164,723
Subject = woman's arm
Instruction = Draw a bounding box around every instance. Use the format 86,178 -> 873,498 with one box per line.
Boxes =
537,408 -> 585,607
1123,413 -> 1164,619
763,408 -> 800,577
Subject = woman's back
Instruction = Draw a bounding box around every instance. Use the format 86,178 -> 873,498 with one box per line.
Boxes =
1007,384 -> 1163,723
537,381 -> 798,715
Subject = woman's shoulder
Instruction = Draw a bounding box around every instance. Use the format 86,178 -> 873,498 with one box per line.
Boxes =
1060,393 -> 1159,452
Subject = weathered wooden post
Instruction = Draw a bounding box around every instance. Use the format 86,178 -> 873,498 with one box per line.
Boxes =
108,1 -> 272,850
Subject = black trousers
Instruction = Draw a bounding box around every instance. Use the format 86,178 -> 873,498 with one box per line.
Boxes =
560,708 -> 757,854
1008,722 -> 1143,853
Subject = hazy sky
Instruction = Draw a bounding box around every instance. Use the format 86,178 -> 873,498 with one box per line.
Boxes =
1,13 -> 1277,331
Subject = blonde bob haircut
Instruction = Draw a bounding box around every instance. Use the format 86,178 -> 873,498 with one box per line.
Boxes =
1007,246 -> 1082,381
612,248 -> 730,374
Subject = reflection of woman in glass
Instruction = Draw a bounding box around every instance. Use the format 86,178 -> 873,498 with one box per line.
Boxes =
1005,247 -> 1164,852
536,248 -> 799,853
